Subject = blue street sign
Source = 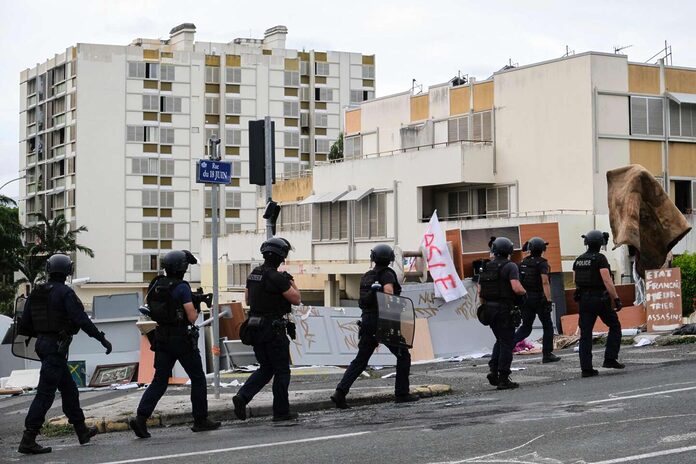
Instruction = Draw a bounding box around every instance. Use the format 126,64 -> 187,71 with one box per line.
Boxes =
196,159 -> 232,184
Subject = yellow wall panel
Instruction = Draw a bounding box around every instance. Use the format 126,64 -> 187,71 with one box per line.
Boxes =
628,64 -> 660,94
665,68 -> 696,94
284,58 -> 299,71
630,140 -> 662,175
314,52 -> 327,62
205,55 -> 220,66
143,49 -> 159,61
669,142 -> 696,177
473,81 -> 494,112
410,94 -> 429,122
362,55 -> 375,65
226,55 -> 241,66
449,86 -> 470,116
273,176 -> 313,202
345,109 -> 361,134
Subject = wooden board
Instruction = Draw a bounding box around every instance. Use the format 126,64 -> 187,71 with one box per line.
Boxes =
445,228 -> 464,279
519,222 -> 561,272
409,318 -> 435,362
560,305 -> 646,335
219,302 -> 246,340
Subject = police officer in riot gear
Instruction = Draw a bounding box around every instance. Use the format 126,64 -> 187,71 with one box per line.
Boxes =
233,237 -> 301,422
514,237 -> 560,363
573,230 -> 624,377
479,237 -> 527,390
331,244 -> 419,409
130,250 -> 220,438
17,254 -> 113,455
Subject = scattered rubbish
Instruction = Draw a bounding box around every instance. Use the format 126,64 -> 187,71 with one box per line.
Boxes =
0,388 -> 23,396
510,367 -> 526,372
113,382 -> 139,390
621,328 -> 640,336
553,335 -> 580,350
381,373 -> 396,379
5,369 -> 41,390
513,339 -> 542,355
634,338 -> 654,347
573,346 -> 580,352
77,387 -> 95,393
220,380 -> 244,388
673,324 -> 696,335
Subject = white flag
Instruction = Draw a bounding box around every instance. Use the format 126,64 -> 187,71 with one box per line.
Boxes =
423,211 -> 467,302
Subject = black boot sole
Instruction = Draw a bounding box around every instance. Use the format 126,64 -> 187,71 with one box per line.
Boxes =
129,419 -> 151,439
18,445 -> 52,454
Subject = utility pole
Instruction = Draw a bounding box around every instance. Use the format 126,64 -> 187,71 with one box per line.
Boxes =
208,136 -> 221,399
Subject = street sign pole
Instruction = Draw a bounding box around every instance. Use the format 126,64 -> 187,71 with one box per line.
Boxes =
264,116 -> 273,240
208,137 -> 221,399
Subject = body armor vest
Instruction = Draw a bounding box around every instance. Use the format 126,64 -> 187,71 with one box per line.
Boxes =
247,265 -> 290,318
358,266 -> 401,312
573,252 -> 605,290
519,256 -> 547,293
147,276 -> 187,327
479,259 -> 515,304
30,283 -> 76,334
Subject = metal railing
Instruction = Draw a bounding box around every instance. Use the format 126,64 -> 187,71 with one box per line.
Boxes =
430,209 -> 594,223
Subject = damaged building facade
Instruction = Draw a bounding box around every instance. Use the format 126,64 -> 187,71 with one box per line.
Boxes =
207,51 -> 696,306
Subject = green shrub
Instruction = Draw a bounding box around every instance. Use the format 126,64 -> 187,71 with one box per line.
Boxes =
673,252 -> 696,316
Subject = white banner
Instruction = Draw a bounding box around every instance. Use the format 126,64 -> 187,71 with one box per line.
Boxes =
423,211 -> 467,302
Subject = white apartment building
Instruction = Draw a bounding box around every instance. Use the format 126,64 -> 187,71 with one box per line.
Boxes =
18,23 -> 375,303
205,51 -> 696,306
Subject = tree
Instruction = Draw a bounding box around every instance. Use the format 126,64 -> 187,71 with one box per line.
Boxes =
673,252 -> 696,316
329,132 -> 344,161
17,213 -> 94,286
0,202 -> 22,316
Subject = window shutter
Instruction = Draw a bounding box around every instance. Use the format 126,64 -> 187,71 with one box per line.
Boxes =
630,96 -> 648,135
482,111 -> 492,141
448,119 -> 458,143
647,98 -> 664,135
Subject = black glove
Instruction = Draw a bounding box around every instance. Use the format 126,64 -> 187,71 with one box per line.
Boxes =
614,298 -> 623,312
97,331 -> 113,355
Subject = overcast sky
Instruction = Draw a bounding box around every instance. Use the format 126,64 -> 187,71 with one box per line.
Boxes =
1,0 -> 694,198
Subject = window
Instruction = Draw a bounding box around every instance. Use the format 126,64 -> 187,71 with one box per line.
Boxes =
344,135 -> 362,159
669,100 -> 696,137
315,139 -> 331,153
205,66 -> 220,84
284,71 -> 299,87
485,186 -> 510,217
284,131 -> 299,148
160,128 -> 175,145
630,96 -> 664,136
142,222 -> 159,239
362,65 -> 375,79
53,98 -> 66,115
227,262 -> 259,288
161,64 -> 175,81
143,95 -> 159,111
225,190 -> 241,208
315,62 -> 330,76
312,202 -> 348,241
132,157 -> 159,174
159,159 -> 174,175
225,98 -> 241,115
283,162 -> 301,177
27,109 -> 36,124
160,223 -> 174,239
350,90 -> 374,104
161,96 -> 182,113
145,63 -> 159,79
315,112 -> 328,127
206,97 -> 220,114
128,62 -> 145,78
225,223 -> 242,234
127,126 -> 158,142
354,192 -> 387,239
27,79 -> 37,95
133,254 -> 158,271
300,61 -> 309,75
279,203 -> 311,231
284,101 -> 299,117
142,190 -> 159,206
300,112 -> 309,127
447,191 -> 470,219
230,160 -> 242,177
315,87 -> 333,102
204,189 -> 215,208
301,137 -> 310,153
226,129 -> 241,146
160,191 -> 174,208
226,67 -> 241,84
471,111 -> 493,141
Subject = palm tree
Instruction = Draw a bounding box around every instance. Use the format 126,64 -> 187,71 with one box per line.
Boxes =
0,194 -> 16,207
18,213 -> 94,285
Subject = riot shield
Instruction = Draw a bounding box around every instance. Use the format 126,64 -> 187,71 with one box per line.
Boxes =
11,295 -> 39,361
376,292 -> 416,348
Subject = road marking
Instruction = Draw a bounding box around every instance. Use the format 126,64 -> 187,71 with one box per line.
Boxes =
589,444 -> 696,463
661,431 -> 696,443
566,413 -> 696,430
608,380 -> 696,397
587,385 -> 696,404
426,434 -> 544,463
97,431 -> 370,464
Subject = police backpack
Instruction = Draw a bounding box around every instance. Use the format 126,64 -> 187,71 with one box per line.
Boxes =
147,277 -> 185,325
359,267 -> 391,311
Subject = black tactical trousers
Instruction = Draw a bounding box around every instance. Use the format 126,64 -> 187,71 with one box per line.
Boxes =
514,291 -> 555,354
137,335 -> 208,420
337,312 -> 411,397
25,336 -> 85,431
578,290 -> 621,370
237,323 -> 291,416
488,307 -> 516,377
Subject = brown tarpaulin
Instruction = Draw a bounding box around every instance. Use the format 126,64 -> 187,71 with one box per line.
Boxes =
607,164 -> 692,277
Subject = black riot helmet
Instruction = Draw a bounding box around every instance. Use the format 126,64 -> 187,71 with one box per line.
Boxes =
162,250 -> 197,275
260,237 -> 291,262
490,237 -> 514,258
370,244 -> 395,266
524,237 -> 548,256
582,230 -> 609,251
46,254 -> 73,278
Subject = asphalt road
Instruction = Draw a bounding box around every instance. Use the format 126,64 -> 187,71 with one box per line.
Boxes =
4,350 -> 696,464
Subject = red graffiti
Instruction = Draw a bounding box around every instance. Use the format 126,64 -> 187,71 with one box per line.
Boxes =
434,275 -> 457,290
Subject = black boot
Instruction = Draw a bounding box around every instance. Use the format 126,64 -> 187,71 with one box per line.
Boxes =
272,412 -> 299,422
542,353 -> 561,363
602,359 -> 625,369
74,421 -> 98,445
129,415 -> 151,439
581,369 -> 599,378
191,418 -> 221,432
232,395 -> 247,421
486,371 -> 499,386
330,389 -> 349,409
395,393 -> 420,404
497,376 -> 519,390
18,429 -> 51,454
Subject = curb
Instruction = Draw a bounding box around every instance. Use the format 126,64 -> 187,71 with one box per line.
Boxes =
47,384 -> 452,434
